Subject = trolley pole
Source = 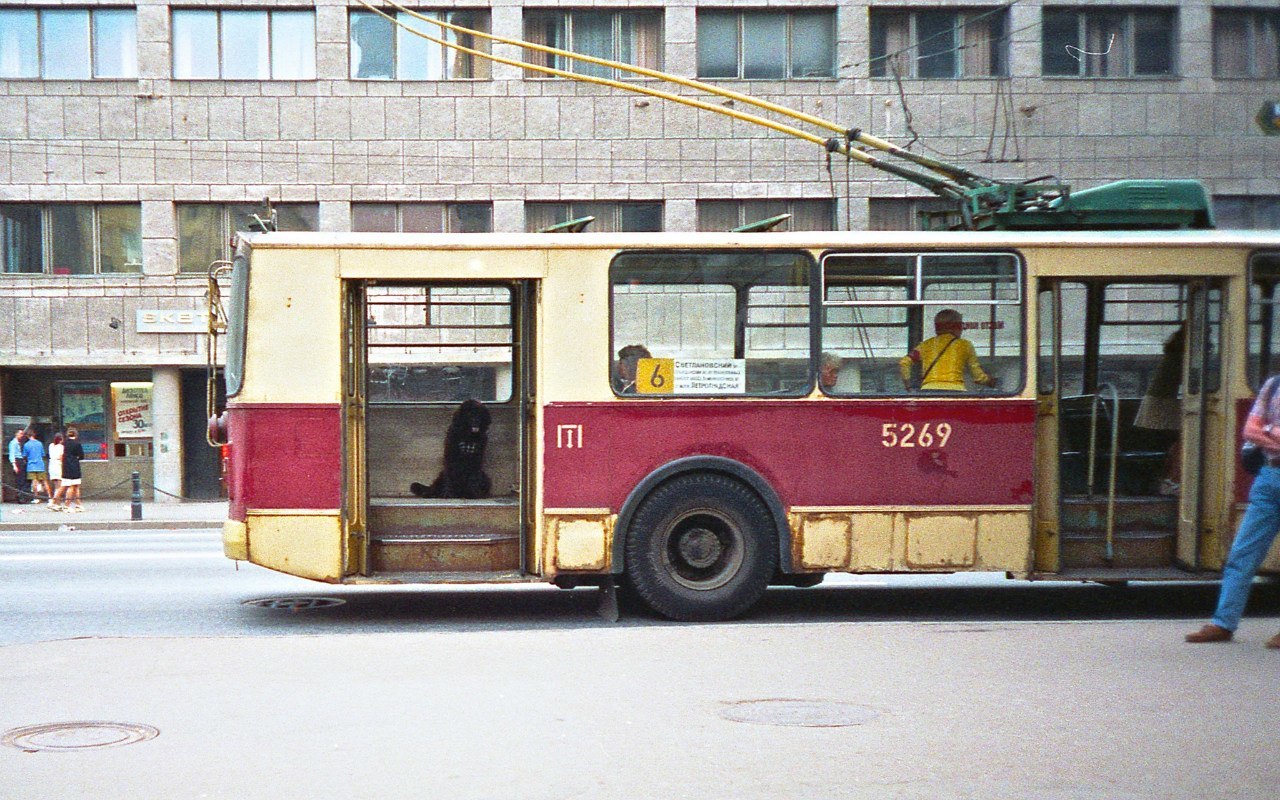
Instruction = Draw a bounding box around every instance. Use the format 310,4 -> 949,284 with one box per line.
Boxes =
131,471 -> 142,520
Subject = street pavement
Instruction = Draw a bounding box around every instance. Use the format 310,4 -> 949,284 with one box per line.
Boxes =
4,499 -> 1280,799
0,498 -> 226,531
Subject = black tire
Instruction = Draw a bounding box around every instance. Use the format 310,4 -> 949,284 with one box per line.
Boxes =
624,473 -> 778,621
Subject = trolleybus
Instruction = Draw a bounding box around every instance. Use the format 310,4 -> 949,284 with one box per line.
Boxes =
209,228 -> 1280,620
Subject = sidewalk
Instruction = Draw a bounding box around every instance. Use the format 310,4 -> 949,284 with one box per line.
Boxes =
0,498 -> 227,531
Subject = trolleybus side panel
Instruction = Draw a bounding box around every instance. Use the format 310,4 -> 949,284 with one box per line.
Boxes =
543,400 -> 1036,510
226,403 -> 343,521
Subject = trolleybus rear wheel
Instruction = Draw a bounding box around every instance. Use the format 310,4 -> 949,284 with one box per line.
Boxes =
624,473 -> 777,621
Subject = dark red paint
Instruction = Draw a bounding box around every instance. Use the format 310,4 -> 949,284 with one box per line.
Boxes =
543,400 -> 1037,510
225,403 -> 343,521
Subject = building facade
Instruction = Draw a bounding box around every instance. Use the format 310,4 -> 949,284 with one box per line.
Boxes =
1,0 -> 1277,498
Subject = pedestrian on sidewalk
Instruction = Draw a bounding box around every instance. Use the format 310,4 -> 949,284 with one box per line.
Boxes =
23,428 -> 52,505
51,428 -> 85,513
7,428 -> 28,502
47,432 -> 64,505
1187,372 -> 1280,648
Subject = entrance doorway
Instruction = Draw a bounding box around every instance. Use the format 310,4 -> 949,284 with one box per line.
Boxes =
345,281 -> 536,578
1035,279 -> 1223,575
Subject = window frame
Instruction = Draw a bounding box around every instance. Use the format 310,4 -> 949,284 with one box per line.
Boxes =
349,8 -> 492,81
1248,251 -> 1280,390
869,7 -> 1010,79
608,249 -> 819,398
0,203 -> 142,276
176,202 -> 319,274
818,249 -> 1025,397
1212,8 -> 1280,79
696,9 -> 836,80
352,202 -> 494,233
1041,6 -> 1178,78
526,202 -> 663,233
0,7 -> 137,80
696,199 -> 836,232
522,8 -> 663,79
171,8 -> 316,80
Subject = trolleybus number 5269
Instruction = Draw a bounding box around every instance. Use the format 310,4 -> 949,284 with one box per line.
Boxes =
881,422 -> 953,449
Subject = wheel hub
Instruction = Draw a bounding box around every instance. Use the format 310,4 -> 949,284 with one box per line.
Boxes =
677,527 -> 723,568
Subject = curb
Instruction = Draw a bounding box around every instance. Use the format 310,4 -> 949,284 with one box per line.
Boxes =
0,520 -> 223,532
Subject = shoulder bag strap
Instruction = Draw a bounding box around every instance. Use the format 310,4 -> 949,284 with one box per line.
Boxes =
919,335 -> 958,387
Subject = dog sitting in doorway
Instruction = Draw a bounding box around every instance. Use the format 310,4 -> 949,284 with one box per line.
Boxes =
410,399 -> 492,499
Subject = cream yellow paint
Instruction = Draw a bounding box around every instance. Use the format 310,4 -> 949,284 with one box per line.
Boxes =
545,511 -> 614,573
245,512 -> 344,582
223,519 -> 248,561
238,248 -> 342,405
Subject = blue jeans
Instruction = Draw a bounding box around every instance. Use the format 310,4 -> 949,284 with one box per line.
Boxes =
1213,465 -> 1280,631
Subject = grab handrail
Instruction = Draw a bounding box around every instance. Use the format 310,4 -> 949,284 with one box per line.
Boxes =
1083,384 -> 1121,563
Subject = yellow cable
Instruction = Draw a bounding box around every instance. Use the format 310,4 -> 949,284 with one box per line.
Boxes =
352,1 -> 965,196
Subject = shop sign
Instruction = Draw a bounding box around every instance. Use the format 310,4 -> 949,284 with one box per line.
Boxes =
136,309 -> 208,333
112,382 -> 153,439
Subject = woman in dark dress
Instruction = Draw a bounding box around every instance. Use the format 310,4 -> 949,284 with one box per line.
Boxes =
52,427 -> 86,512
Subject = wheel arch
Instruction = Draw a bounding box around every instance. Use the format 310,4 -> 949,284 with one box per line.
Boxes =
611,456 -> 792,575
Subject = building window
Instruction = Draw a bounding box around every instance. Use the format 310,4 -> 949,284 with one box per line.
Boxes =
869,197 -> 962,230
172,9 -> 315,79
697,10 -> 835,79
523,10 -> 661,78
0,204 -> 141,275
698,200 -> 834,232
0,8 -> 136,79
176,203 -> 318,273
1042,7 -> 1176,77
352,202 -> 493,233
526,202 -> 662,233
1215,196 -> 1280,229
1214,9 -> 1280,79
350,9 -> 490,80
870,8 -> 1008,78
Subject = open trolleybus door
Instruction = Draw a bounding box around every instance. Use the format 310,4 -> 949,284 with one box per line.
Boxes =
343,281 -> 369,576
1040,278 -> 1220,577
346,279 -> 534,581
1176,280 -> 1224,569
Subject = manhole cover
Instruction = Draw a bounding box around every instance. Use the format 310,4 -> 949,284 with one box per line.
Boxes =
720,699 -> 879,728
242,597 -> 345,611
3,721 -> 159,752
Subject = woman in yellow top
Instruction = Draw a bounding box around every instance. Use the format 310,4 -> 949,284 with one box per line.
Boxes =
899,309 -> 998,392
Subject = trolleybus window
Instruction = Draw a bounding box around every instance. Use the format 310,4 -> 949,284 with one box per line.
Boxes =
366,285 -> 513,403
1249,252 -> 1280,389
819,251 -> 1023,395
224,250 -> 249,397
609,250 -> 814,396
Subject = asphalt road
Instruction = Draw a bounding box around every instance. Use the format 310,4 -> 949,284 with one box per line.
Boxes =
3,526 -> 1279,644
4,527 -> 1280,800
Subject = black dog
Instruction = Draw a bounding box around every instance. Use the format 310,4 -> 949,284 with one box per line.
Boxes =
410,399 -> 492,499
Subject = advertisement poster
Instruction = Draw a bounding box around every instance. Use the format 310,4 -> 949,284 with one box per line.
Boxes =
112,382 -> 154,439
57,382 -> 108,460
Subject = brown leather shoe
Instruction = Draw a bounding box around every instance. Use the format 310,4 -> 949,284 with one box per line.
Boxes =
1266,632 -> 1280,649
1186,624 -> 1233,643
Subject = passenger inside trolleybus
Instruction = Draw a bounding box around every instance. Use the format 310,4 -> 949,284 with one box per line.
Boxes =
899,309 -> 999,392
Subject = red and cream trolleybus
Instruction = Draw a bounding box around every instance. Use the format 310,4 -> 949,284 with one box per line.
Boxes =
209,229 -> 1280,620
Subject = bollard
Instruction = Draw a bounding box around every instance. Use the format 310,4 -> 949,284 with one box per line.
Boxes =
131,471 -> 142,520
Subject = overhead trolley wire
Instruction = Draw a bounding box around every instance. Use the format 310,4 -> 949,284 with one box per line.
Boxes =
356,0 -> 980,199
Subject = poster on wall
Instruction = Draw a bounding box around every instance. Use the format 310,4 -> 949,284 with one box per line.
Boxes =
111,382 -> 153,439
57,382 -> 109,461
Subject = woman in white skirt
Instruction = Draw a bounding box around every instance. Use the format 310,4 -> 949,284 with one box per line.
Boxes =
1134,325 -> 1186,495
47,432 -> 64,508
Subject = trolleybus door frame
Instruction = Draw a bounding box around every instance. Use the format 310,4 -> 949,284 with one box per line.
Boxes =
1033,281 -> 1063,573
343,281 -> 370,575
1175,280 -> 1221,569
